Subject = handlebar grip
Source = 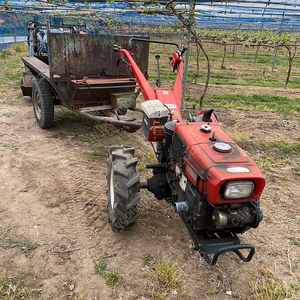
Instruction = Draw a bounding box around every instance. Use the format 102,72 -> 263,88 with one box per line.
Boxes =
113,45 -> 120,52
181,46 -> 188,56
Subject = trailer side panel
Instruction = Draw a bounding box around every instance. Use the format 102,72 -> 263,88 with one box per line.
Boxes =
47,33 -> 149,78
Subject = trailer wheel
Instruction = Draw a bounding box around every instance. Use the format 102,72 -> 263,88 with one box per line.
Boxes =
32,79 -> 54,129
107,146 -> 140,230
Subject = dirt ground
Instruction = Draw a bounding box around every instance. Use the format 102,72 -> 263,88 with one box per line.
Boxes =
0,55 -> 300,298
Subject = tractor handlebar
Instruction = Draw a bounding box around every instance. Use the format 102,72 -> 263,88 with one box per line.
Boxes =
128,38 -> 181,53
115,39 -> 186,59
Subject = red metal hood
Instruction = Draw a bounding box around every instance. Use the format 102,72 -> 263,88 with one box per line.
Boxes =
174,122 -> 255,164
173,122 -> 265,204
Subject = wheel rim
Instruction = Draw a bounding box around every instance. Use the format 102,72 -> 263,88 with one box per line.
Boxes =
34,89 -> 42,119
110,165 -> 115,208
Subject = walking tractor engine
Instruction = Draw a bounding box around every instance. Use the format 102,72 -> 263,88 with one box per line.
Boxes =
141,100 -> 169,141
107,38 -> 266,266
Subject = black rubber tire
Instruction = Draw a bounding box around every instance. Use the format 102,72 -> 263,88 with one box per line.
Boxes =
32,78 -> 54,129
107,146 -> 140,230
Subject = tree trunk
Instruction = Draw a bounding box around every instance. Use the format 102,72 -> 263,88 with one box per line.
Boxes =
195,43 -> 200,84
285,46 -> 296,88
196,39 -> 210,110
221,44 -> 227,69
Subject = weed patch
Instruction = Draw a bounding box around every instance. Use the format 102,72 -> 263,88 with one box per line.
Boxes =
0,100 -> 14,106
94,260 -> 122,286
61,110 -> 88,123
152,289 -> 167,299
2,140 -> 19,148
146,152 -> 157,163
138,164 -> 146,172
105,271 -> 121,286
91,151 -> 100,157
94,123 -> 118,139
0,277 -> 26,299
211,74 -> 237,80
256,158 -> 276,173
155,258 -> 179,290
143,253 -> 154,266
94,260 -> 107,275
7,236 -> 39,253
204,94 -> 300,115
2,112 -> 16,117
262,139 -> 300,155
81,137 -> 91,143
206,286 -> 217,295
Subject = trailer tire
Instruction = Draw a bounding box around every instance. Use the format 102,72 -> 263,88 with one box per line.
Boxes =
32,78 -> 54,129
107,146 -> 140,230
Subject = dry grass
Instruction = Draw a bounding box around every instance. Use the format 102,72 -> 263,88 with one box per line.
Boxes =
250,278 -> 299,300
225,128 -> 251,144
155,258 -> 180,290
249,267 -> 300,300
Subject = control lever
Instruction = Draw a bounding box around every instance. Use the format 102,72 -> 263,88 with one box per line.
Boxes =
155,54 -> 161,88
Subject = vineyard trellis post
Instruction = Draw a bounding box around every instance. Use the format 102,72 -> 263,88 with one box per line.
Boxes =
181,0 -> 194,110
221,43 -> 226,68
194,43 -> 200,84
272,18 -> 284,75
254,22 -> 263,65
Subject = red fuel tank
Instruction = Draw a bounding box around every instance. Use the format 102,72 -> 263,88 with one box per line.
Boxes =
173,122 -> 265,205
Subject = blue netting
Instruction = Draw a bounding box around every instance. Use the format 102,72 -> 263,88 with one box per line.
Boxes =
1,0 -> 300,36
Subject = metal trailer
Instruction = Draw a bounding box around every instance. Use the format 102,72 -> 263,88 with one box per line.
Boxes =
21,21 -> 149,131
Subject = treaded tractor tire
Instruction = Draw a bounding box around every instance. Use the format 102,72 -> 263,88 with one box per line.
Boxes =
107,146 -> 140,230
32,78 -> 54,129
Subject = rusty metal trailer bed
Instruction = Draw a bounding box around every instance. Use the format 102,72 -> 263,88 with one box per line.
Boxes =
21,22 -> 149,131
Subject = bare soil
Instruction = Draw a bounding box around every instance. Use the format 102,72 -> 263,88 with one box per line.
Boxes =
0,58 -> 299,299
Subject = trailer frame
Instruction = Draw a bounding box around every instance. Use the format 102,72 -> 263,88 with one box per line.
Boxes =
21,21 -> 149,131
